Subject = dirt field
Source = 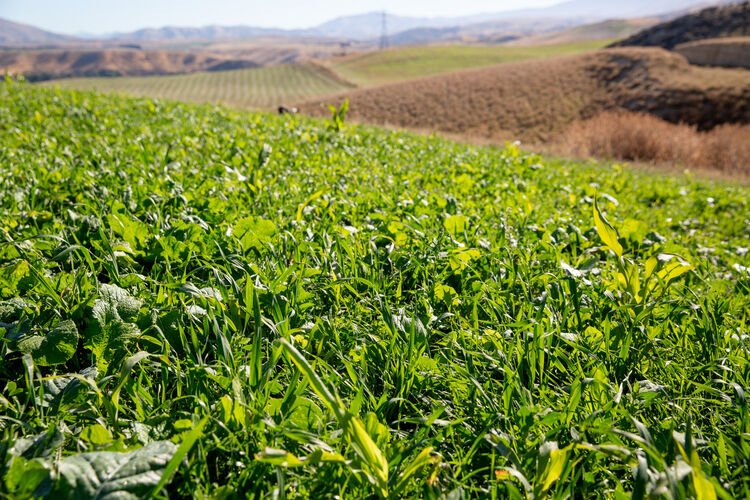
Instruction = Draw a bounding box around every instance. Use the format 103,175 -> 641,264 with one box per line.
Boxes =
298,48 -> 750,144
675,37 -> 750,69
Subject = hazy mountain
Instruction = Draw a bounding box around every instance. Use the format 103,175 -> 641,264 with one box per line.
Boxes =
305,0 -> 731,40
112,25 -> 290,42
499,0 -> 728,19
1,0 -> 734,47
0,17 -> 76,46
387,18 -> 583,46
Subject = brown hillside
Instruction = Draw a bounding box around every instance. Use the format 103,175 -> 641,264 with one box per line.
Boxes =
0,49 -> 259,81
675,37 -> 750,68
298,48 -> 750,143
611,1 -> 750,49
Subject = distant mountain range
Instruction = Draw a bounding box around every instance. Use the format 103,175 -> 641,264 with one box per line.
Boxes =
0,0 -> 738,47
0,17 -> 75,46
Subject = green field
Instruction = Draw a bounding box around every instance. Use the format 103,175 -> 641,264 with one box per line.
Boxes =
40,63 -> 353,109
2,82 -> 750,498
331,40 -> 613,86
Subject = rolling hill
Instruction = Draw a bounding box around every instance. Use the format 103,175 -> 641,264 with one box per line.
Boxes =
299,48 -> 750,143
330,40 -> 610,86
612,0 -> 750,48
510,18 -> 660,45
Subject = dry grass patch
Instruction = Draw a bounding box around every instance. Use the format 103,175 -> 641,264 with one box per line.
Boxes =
559,111 -> 750,177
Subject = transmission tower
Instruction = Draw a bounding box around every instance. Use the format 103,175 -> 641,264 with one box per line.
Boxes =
379,11 -> 388,50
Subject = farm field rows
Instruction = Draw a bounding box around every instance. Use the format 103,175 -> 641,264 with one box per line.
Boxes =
1,82 -> 749,498
330,40 -> 612,86
40,62 -> 353,109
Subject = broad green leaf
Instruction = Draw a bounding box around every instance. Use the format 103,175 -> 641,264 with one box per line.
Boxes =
444,215 -> 468,236
593,199 -> 623,257
4,456 -> 49,499
0,298 -> 32,323
620,219 -> 649,243
46,441 -> 177,500
0,260 -> 31,299
80,424 -> 113,445
16,320 -> 78,366
234,217 -> 277,250
85,284 -> 142,372
540,442 -> 568,492
658,260 -> 693,284
107,211 -> 150,251
219,395 -> 246,428
449,248 -> 480,272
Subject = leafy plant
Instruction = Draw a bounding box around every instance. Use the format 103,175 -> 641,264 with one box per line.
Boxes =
0,81 -> 748,498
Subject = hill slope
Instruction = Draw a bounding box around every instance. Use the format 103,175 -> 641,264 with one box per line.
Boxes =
612,1 -> 750,48
330,40 -> 609,86
300,48 -> 750,142
511,18 -> 660,45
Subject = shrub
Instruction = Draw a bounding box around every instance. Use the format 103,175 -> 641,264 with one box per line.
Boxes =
559,111 -> 750,176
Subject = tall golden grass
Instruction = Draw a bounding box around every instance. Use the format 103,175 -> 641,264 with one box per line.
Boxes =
559,111 -> 750,177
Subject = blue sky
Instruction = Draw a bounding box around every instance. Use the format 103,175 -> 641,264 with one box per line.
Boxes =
0,0 -> 560,34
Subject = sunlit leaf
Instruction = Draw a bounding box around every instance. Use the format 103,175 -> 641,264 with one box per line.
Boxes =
593,198 -> 623,257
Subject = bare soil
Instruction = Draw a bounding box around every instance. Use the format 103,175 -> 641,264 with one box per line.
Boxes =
675,37 -> 750,69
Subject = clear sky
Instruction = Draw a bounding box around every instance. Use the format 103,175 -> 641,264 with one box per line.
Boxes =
0,0 -> 561,35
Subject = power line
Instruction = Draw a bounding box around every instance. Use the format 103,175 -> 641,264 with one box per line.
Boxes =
379,11 -> 388,50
